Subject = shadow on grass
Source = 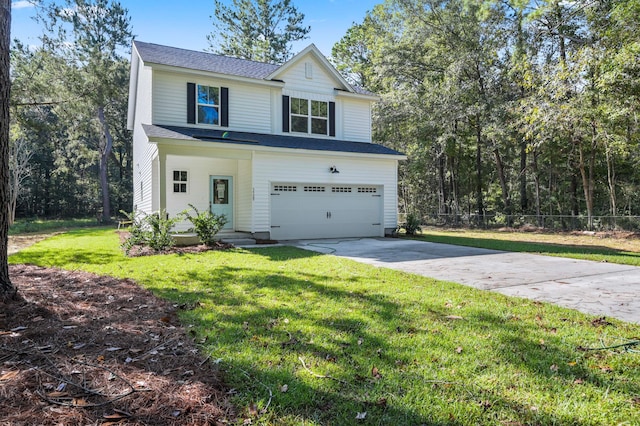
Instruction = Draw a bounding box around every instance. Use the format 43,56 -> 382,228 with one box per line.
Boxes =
11,233 -> 639,424
9,247 -> 122,266
468,309 -> 640,394
240,245 -> 325,261
149,262 -> 637,424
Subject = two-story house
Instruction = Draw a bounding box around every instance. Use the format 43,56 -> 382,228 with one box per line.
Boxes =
127,41 -> 405,240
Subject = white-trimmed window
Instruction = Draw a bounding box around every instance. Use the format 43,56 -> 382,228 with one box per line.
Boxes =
197,85 -> 219,125
291,98 -> 328,135
173,170 -> 188,193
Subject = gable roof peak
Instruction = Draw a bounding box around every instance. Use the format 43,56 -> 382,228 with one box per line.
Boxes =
268,43 -> 355,93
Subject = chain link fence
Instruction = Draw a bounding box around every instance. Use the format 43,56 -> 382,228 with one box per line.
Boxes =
402,213 -> 640,232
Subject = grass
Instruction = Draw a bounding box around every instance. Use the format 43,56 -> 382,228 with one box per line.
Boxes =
9,217 -> 101,235
410,227 -> 640,266
9,228 -> 640,425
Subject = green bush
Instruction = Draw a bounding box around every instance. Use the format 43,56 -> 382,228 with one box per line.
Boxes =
120,209 -> 182,254
403,212 -> 422,235
183,204 -> 228,247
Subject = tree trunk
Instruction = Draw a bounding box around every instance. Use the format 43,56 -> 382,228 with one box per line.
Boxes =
448,153 -> 459,225
97,106 -> 113,223
8,137 -> 32,226
0,0 -> 15,301
605,143 -> 616,219
569,173 -> 579,217
532,149 -> 542,227
576,133 -> 595,230
475,122 -> 484,227
519,138 -> 527,213
437,150 -> 447,216
493,146 -> 511,226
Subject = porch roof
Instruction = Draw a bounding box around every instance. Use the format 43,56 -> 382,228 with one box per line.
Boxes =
142,124 -> 405,157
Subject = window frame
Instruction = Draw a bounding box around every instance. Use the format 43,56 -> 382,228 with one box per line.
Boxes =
196,84 -> 220,126
172,170 -> 189,194
290,97 -> 329,136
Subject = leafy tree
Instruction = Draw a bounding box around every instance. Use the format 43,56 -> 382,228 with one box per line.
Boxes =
333,0 -> 640,230
8,126 -> 33,225
208,0 -> 309,64
38,0 -> 133,222
0,0 -> 14,300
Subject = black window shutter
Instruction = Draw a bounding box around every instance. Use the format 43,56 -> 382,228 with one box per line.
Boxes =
282,95 -> 290,133
329,101 -> 336,137
221,87 -> 229,127
187,82 -> 196,124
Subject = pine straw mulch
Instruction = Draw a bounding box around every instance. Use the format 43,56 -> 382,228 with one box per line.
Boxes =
0,264 -> 235,425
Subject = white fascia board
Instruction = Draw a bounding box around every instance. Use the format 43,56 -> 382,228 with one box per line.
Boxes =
127,45 -> 141,130
146,63 -> 285,88
334,89 -> 380,102
149,137 -> 406,161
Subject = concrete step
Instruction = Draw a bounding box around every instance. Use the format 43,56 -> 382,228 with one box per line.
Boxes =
221,238 -> 256,246
216,231 -> 252,240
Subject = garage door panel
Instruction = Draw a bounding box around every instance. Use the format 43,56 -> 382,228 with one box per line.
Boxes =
270,183 -> 383,240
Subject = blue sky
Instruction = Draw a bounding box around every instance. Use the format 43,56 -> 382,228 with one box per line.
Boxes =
11,0 -> 379,56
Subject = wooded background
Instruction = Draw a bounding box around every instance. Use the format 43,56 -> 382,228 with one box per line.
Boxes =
10,0 -> 640,230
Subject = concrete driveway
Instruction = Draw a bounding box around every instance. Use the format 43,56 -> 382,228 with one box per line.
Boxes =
290,238 -> 640,324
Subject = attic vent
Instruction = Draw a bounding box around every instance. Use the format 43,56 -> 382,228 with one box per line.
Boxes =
332,187 -> 352,193
304,186 -> 325,192
305,62 -> 313,79
358,187 -> 378,193
274,185 -> 297,192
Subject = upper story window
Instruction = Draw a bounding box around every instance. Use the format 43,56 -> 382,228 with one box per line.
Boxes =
283,95 -> 335,137
290,98 -> 328,135
187,83 -> 229,127
197,85 -> 219,125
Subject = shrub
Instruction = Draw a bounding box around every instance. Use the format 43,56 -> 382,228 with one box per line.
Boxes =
145,209 -> 182,251
120,209 -> 182,254
183,204 -> 228,247
403,212 -> 422,235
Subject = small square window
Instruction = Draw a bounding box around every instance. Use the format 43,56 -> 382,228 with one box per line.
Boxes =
173,170 -> 188,193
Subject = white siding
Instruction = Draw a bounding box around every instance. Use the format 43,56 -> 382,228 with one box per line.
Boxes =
279,55 -> 339,95
163,155 -> 241,232
152,70 -> 272,133
132,62 -> 155,214
341,97 -> 372,142
236,159 -> 253,232
277,54 -> 374,143
252,152 -> 398,236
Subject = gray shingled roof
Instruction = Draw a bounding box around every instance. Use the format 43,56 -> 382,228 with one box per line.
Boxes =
134,41 -> 279,80
142,124 -> 404,157
133,40 -> 374,96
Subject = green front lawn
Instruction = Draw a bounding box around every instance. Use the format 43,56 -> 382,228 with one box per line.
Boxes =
9,217 -> 101,235
9,229 -> 640,425
411,228 -> 640,266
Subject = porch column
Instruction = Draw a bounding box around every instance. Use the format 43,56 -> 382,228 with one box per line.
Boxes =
158,151 -> 167,212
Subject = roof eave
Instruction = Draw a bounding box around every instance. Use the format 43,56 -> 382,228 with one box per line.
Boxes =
334,89 -> 380,102
149,137 -> 405,160
143,63 -> 285,87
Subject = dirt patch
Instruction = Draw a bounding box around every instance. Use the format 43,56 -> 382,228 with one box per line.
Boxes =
1,265 -> 234,425
8,234 -> 55,255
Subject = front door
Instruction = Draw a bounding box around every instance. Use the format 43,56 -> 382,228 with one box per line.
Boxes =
210,176 -> 233,230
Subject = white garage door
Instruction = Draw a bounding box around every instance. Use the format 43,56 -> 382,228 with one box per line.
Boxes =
270,183 -> 383,240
